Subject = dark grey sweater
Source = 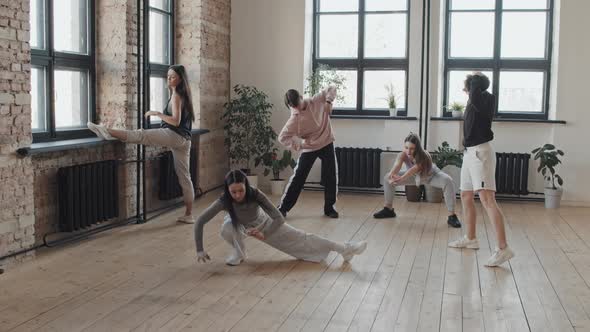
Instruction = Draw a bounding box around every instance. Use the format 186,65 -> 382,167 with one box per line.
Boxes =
194,189 -> 285,252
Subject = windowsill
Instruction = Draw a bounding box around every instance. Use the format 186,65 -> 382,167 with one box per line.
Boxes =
18,128 -> 210,156
431,117 -> 567,124
331,115 -> 418,121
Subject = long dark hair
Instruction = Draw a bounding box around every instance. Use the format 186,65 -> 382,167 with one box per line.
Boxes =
284,89 -> 301,109
404,133 -> 432,176
220,170 -> 256,229
169,64 -> 195,122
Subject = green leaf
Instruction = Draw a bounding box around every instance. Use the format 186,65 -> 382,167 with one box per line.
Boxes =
557,150 -> 564,156
543,144 -> 555,150
531,147 -> 540,154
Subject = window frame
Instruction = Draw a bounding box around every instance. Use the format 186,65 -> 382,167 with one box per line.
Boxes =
442,0 -> 554,120
312,0 -> 411,116
146,0 -> 175,128
31,0 -> 96,142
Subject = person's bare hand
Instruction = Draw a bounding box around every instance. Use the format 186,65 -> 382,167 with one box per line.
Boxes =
246,228 -> 265,241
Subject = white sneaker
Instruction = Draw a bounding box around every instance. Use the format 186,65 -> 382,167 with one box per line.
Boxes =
225,247 -> 245,266
448,235 -> 480,249
177,215 -> 195,224
87,122 -> 115,140
341,241 -> 368,262
485,246 -> 514,267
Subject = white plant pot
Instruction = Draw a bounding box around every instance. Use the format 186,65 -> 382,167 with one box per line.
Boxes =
544,187 -> 563,209
270,179 -> 286,196
452,110 -> 463,118
424,185 -> 444,203
247,175 -> 258,188
389,108 -> 397,116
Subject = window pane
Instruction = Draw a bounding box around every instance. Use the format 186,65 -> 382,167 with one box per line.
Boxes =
53,0 -> 89,54
329,70 -> 357,108
31,66 -> 47,132
501,12 -> 546,58
499,71 -> 544,113
363,70 -> 406,109
150,76 -> 169,124
319,0 -> 358,12
149,11 -> 171,64
365,14 -> 406,58
366,0 -> 407,11
30,0 -> 45,49
447,70 -> 494,107
503,0 -> 548,10
451,0 -> 495,10
54,69 -> 89,129
318,15 -> 358,58
149,0 -> 170,11
449,13 -> 495,58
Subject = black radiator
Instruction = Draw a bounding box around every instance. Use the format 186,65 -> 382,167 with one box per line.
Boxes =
495,152 -> 530,195
58,160 -> 119,232
158,148 -> 197,200
334,147 -> 382,188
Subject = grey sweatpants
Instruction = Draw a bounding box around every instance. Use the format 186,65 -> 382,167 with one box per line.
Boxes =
383,169 -> 456,212
123,128 -> 194,203
220,215 -> 345,263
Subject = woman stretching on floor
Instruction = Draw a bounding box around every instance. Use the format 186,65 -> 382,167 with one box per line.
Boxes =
194,170 -> 367,266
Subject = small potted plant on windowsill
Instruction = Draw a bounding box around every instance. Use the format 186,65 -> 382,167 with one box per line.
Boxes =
532,144 -> 564,208
445,102 -> 465,118
384,83 -> 399,116
258,149 -> 296,195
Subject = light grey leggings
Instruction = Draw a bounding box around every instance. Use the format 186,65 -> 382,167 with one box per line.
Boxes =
383,170 -> 456,212
123,128 -> 194,203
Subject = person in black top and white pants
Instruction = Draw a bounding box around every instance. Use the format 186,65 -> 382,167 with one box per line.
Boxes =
448,72 -> 515,267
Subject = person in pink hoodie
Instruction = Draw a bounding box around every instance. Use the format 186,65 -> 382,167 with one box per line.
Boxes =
277,87 -> 339,218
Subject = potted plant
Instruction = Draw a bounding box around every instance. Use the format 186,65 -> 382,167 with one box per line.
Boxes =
221,85 -> 277,187
384,83 -> 399,116
532,144 -> 564,208
427,142 -> 463,203
305,64 -> 347,104
445,102 -> 465,118
258,149 -> 297,195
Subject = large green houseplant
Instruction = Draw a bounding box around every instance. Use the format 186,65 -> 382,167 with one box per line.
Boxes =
532,144 -> 564,208
221,85 -> 277,187
258,149 -> 297,195
425,142 -> 463,203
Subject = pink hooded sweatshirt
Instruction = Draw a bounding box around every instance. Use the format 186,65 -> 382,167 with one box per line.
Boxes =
278,87 -> 336,153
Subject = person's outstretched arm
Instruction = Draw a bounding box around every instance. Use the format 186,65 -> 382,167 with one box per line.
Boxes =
194,199 -> 224,257
278,117 -> 301,151
255,189 -> 285,236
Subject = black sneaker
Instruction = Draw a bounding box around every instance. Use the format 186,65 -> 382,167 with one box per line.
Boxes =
447,214 -> 462,228
373,207 -> 396,219
324,209 -> 339,218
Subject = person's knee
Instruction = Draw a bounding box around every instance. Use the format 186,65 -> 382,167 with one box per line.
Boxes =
461,191 -> 474,201
220,221 -> 234,240
479,191 -> 496,209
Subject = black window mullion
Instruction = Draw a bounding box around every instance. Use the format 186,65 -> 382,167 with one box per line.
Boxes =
492,0 -> 502,119
356,0 -> 364,114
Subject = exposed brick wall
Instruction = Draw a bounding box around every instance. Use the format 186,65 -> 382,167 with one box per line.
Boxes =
1,0 -> 231,266
0,0 -> 35,265
197,0 -> 231,191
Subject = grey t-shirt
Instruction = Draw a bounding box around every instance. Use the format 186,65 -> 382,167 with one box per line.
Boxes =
194,188 -> 285,252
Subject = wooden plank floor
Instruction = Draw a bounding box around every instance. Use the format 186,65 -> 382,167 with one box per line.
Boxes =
1,191 -> 590,332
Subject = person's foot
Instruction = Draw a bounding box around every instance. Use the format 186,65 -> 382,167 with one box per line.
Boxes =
448,235 -> 480,249
341,241 -> 368,262
177,215 -> 195,224
225,247 -> 245,266
324,208 -> 339,218
87,122 -> 115,140
447,214 -> 461,228
373,207 -> 396,219
485,246 -> 515,267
